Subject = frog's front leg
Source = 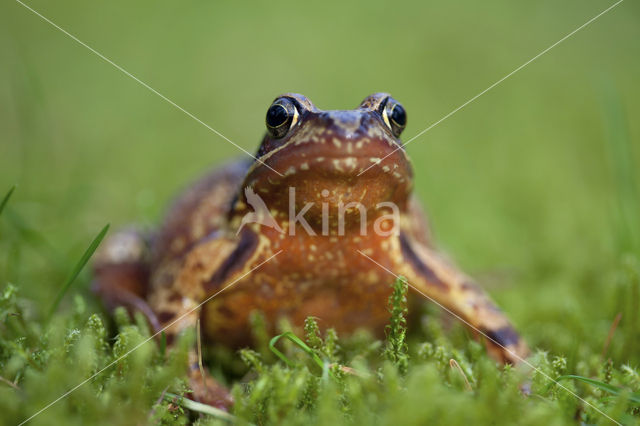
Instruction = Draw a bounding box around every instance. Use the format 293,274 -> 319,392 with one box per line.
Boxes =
395,231 -> 529,364
149,231 -> 258,409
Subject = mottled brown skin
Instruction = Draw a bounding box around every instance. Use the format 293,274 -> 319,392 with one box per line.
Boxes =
93,93 -> 528,408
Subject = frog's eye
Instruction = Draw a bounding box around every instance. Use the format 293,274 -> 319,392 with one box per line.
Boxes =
380,98 -> 407,137
265,98 -> 299,139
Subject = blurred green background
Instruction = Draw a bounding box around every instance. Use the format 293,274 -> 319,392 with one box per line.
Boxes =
1,0 -> 639,384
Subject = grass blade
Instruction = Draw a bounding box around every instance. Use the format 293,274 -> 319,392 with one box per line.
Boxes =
269,331 -> 324,369
555,375 -> 640,404
164,393 -> 238,422
0,185 -> 16,218
47,224 -> 110,321
602,87 -> 640,253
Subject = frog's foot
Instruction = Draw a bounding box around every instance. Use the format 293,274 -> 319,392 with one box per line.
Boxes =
480,323 -> 530,365
187,352 -> 234,410
92,228 -> 160,332
398,232 -> 529,365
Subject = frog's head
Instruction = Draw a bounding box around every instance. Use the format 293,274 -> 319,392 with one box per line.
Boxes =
238,93 -> 413,228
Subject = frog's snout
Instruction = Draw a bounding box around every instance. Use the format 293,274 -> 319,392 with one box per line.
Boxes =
316,110 -> 394,143
317,111 -> 365,138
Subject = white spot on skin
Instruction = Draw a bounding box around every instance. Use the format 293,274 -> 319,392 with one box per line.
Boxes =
300,162 -> 309,170
344,157 -> 357,170
369,157 -> 381,164
284,166 -> 296,176
382,165 -> 390,172
332,138 -> 342,148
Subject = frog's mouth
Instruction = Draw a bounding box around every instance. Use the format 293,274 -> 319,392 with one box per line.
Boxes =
252,131 -> 410,177
241,133 -> 413,215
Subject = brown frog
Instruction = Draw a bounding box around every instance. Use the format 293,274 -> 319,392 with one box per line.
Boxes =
93,93 -> 529,408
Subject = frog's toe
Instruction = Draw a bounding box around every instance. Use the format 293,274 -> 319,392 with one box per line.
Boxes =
482,325 -> 530,365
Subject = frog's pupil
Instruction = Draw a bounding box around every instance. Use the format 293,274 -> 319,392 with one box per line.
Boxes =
391,104 -> 406,127
266,104 -> 289,128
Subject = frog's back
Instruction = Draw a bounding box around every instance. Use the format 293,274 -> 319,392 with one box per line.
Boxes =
150,160 -> 249,269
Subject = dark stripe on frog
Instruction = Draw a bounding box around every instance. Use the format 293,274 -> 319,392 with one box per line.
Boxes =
399,232 -> 447,290
484,326 -> 521,347
205,229 -> 259,291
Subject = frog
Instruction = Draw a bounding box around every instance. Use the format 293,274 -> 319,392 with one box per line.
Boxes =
93,93 -> 529,408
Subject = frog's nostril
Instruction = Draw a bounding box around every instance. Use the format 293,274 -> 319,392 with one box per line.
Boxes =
325,111 -> 363,136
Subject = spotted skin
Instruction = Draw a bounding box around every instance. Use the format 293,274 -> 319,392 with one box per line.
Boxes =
93,93 -> 529,407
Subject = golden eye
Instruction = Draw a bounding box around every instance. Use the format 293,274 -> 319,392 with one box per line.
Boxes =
381,98 -> 407,137
265,98 -> 299,138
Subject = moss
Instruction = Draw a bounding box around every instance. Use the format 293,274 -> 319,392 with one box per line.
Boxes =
382,278 -> 409,376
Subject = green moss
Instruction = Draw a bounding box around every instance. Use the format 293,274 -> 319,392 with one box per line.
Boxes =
383,278 -> 409,376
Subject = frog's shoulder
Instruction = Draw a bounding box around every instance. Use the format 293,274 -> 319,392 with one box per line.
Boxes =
403,194 -> 434,248
151,159 -> 250,267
